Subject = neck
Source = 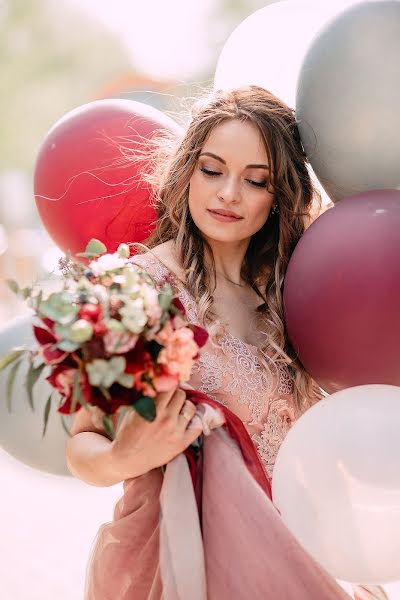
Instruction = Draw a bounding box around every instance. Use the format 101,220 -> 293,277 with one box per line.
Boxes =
204,238 -> 250,287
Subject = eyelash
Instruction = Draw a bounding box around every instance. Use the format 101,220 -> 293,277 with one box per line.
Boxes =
200,167 -> 267,189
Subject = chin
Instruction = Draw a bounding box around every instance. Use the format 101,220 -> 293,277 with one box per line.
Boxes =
199,227 -> 250,244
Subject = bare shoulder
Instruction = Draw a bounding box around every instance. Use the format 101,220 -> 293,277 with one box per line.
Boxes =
143,240 -> 186,280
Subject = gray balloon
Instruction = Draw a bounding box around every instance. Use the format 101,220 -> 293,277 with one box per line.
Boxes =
297,1 -> 400,202
0,314 -> 72,476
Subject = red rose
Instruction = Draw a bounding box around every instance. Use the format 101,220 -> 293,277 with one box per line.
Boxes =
79,303 -> 102,323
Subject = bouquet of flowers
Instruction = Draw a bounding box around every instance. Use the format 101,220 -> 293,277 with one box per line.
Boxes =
0,239 -> 208,438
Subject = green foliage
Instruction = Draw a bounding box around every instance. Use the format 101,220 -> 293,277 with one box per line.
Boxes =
39,291 -> 78,325
6,359 -> 23,412
0,348 -> 26,371
102,414 -> 116,440
134,396 -> 156,422
41,393 -> 52,439
26,361 -> 46,410
0,0 -> 133,171
76,238 -> 107,259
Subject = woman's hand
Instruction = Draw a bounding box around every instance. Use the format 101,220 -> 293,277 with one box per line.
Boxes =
110,385 -> 201,480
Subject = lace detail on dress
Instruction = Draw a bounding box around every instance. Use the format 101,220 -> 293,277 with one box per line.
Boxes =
278,363 -> 294,395
251,398 -> 296,478
131,252 -> 297,477
191,354 -> 227,404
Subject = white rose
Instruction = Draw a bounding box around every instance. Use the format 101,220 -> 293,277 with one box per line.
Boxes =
89,253 -> 126,276
120,298 -> 148,334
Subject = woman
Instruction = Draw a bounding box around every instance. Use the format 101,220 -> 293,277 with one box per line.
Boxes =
66,86 -> 352,599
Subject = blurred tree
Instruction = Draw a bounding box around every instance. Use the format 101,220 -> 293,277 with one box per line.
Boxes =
0,0 -> 133,171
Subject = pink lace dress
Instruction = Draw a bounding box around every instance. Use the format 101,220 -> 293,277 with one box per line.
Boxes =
132,253 -> 297,479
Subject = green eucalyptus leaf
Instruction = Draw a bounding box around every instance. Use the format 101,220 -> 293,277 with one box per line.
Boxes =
41,394 -> 52,439
0,348 -> 26,372
26,362 -> 46,411
39,292 -> 78,325
158,286 -> 174,311
6,359 -> 23,413
102,414 -> 116,440
116,373 -> 134,388
56,340 -> 80,352
60,416 -> 72,438
84,239 -> 107,256
6,279 -> 19,294
134,396 -> 156,422
21,287 -> 33,300
71,370 -> 84,413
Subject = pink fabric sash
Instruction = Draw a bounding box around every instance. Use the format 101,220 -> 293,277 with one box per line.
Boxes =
84,391 -> 353,599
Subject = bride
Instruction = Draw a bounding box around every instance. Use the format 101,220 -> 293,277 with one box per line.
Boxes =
66,86 -> 352,599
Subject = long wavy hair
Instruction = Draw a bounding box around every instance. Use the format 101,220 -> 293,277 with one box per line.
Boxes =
140,86 -> 323,413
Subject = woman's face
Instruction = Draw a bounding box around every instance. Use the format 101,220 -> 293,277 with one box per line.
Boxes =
188,119 -> 275,245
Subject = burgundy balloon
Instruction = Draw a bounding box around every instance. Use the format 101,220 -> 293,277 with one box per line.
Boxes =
284,190 -> 400,393
34,99 -> 180,257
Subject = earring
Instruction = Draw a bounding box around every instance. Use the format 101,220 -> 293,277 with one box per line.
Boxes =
270,204 -> 279,216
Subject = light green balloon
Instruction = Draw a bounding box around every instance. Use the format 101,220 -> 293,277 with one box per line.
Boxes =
297,1 -> 400,202
0,314 -> 72,476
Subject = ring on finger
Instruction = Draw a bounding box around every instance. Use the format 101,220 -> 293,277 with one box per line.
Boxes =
179,407 -> 193,422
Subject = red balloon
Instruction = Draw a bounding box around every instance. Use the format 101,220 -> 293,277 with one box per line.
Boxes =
283,190 -> 400,393
34,99 -> 180,257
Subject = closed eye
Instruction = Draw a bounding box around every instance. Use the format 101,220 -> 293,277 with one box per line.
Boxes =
246,179 -> 268,188
200,167 -> 221,177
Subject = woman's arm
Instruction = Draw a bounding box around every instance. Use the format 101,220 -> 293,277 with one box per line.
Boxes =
66,408 -> 126,487
66,387 -> 202,487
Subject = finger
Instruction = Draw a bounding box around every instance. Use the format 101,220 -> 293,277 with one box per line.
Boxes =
182,425 -> 203,448
155,385 -> 179,411
176,400 -> 197,431
168,389 -> 187,416
180,382 -> 195,391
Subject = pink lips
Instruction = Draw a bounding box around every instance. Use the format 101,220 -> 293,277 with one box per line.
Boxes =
207,209 -> 243,223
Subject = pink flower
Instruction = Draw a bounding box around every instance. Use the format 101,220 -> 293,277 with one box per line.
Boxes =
153,370 -> 179,392
155,319 -> 175,345
157,327 -> 199,382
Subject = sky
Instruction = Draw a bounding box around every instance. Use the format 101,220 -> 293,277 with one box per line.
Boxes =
66,0 -> 217,80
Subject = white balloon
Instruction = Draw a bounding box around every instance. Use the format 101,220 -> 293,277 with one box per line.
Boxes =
214,0 -> 357,108
0,314 -> 72,476
272,385 -> 400,584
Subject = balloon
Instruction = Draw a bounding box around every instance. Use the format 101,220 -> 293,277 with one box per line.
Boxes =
34,99 -> 181,257
272,384 -> 400,584
283,190 -> 400,394
214,0 -> 355,108
297,0 -> 400,202
0,314 -> 71,476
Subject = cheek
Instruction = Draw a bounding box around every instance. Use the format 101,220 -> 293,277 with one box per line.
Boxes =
248,196 -> 274,229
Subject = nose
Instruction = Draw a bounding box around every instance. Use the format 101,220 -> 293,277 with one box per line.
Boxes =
217,176 -> 240,204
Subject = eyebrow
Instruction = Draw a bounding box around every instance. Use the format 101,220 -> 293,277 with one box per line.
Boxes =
199,152 -> 270,171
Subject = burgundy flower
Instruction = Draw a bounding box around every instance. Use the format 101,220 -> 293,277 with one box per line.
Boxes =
33,325 -> 68,365
49,365 -> 91,414
89,384 -> 140,414
172,297 -> 186,316
33,325 -> 56,346
189,324 -> 209,348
